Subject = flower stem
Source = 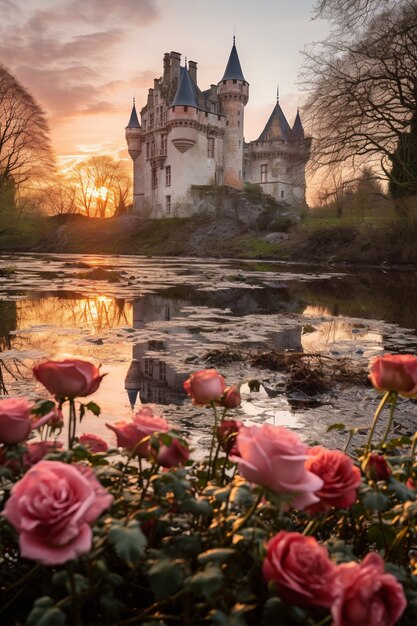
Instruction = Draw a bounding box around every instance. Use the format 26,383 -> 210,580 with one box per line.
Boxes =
206,401 -> 219,482
226,489 -> 264,540
380,392 -> 398,447
68,399 -> 77,450
365,391 -> 391,454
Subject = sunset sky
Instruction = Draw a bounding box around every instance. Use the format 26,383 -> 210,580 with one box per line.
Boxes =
0,0 -> 328,169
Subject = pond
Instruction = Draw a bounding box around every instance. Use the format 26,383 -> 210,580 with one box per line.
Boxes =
1,253 -> 417,450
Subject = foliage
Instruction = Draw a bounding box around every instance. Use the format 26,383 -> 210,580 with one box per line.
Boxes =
1,360 -> 417,625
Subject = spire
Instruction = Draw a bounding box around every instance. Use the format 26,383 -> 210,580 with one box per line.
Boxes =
220,37 -> 246,82
171,64 -> 198,107
126,97 -> 140,128
257,100 -> 292,142
276,84 -> 279,103
292,107 -> 305,139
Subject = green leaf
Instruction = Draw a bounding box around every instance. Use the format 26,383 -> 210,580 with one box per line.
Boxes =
360,488 -> 390,511
108,521 -> 147,568
387,477 -> 416,502
148,558 -> 185,600
85,401 -> 101,416
197,548 -> 236,565
187,564 -> 224,600
31,400 -> 55,415
367,523 -> 397,549
179,497 -> 212,516
26,597 -> 66,626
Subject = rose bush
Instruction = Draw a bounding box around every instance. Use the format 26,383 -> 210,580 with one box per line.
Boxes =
1,360 -> 416,626
33,358 -> 104,398
0,397 -> 32,444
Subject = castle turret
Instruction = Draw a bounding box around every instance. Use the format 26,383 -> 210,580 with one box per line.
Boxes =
292,108 -> 305,140
125,98 -> 142,160
217,38 -> 248,187
168,63 -> 199,153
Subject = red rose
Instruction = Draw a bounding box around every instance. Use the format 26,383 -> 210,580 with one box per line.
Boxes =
0,398 -> 33,445
217,419 -> 243,455
183,369 -> 226,405
217,385 -> 241,409
106,407 -> 169,457
305,446 -> 361,512
262,531 -> 339,607
79,433 -> 109,453
332,553 -> 407,626
33,359 -> 105,399
364,453 -> 392,482
369,354 -> 417,397
153,437 -> 190,467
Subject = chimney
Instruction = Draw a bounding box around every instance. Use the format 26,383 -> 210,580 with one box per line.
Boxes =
170,51 -> 181,85
163,52 -> 170,84
188,60 -> 197,84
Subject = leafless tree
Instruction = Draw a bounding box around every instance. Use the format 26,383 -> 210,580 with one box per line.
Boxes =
304,2 -> 417,196
37,174 -> 78,215
0,65 -> 54,193
313,0 -> 397,33
71,156 -> 131,218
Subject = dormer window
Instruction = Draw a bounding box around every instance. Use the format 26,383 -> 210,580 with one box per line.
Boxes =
184,106 -> 188,112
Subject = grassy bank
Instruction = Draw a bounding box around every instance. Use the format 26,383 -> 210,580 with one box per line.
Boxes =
1,206 -> 417,266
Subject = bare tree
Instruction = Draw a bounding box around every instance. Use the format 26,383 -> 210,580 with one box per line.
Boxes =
0,65 -> 54,194
313,0 -> 397,32
304,2 -> 417,197
71,156 -> 131,218
37,174 -> 78,215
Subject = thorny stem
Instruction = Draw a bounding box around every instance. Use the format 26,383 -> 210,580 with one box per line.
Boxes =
206,401 -> 220,483
365,391 -> 392,454
68,398 -> 77,450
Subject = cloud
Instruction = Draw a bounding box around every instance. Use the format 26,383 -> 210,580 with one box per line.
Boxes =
0,0 -> 161,125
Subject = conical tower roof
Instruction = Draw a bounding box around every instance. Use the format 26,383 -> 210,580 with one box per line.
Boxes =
257,100 -> 291,141
292,108 -> 304,138
171,64 -> 198,107
220,38 -> 246,82
126,99 -> 140,128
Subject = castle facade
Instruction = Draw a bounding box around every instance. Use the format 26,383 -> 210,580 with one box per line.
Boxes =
125,40 -> 310,218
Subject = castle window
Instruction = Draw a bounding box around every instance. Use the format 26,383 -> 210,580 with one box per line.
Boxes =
207,137 -> 214,158
239,170 -> 242,180
150,112 -> 154,127
165,166 -> 171,186
261,164 -> 268,183
146,142 -> 150,158
281,190 -> 285,198
239,140 -> 241,149
238,121 -> 240,127
233,79 -> 237,84
143,119 -> 147,131
184,106 -> 188,112
151,140 -> 155,156
161,135 -> 167,155
223,80 -> 226,85
166,195 -> 171,213
151,168 -> 158,189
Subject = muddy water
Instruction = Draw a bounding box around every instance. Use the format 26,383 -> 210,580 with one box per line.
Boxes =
1,253 -> 417,450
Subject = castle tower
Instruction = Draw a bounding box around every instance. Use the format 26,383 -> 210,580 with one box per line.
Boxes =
217,38 -> 249,188
168,63 -> 199,153
125,98 -> 143,209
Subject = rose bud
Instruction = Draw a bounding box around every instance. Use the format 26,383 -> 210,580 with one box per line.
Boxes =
79,433 -> 109,453
217,385 -> 241,409
153,437 -> 190,468
33,359 -> 105,399
217,419 -> 243,455
363,453 -> 391,482
369,354 -> 417,397
183,369 -> 226,405
0,398 -> 33,445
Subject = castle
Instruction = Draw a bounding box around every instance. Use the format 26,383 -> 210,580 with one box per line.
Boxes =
125,39 -> 310,218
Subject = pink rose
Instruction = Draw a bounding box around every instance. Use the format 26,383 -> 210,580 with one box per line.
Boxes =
305,447 -> 361,512
262,531 -> 339,607
106,407 -> 169,457
24,441 -> 63,467
217,419 -> 243,455
183,369 -> 226,405
33,359 -> 105,398
153,437 -> 190,467
369,354 -> 417,397
79,433 -> 109,453
233,424 -> 323,509
332,553 -> 407,626
364,453 -> 392,482
0,398 -> 32,444
217,385 -> 241,409
3,460 -> 113,565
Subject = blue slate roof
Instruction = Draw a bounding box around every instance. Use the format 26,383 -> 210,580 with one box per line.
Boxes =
171,65 -> 198,108
292,109 -> 304,138
257,101 -> 292,141
126,100 -> 140,128
221,41 -> 246,82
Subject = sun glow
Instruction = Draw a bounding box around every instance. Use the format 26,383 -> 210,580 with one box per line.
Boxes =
92,186 -> 109,200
